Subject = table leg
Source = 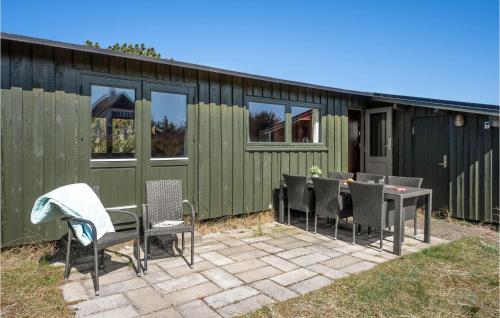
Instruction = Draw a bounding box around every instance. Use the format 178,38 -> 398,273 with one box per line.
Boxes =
424,192 -> 432,243
393,196 -> 403,256
279,181 -> 284,224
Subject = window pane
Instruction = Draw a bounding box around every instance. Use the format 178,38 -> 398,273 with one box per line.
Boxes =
91,85 -> 135,158
291,106 -> 320,143
369,112 -> 387,156
151,92 -> 187,158
249,102 -> 285,142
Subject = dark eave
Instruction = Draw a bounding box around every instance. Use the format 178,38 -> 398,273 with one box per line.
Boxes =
1,32 -> 498,116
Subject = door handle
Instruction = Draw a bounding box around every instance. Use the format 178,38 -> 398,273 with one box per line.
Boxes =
438,155 -> 447,168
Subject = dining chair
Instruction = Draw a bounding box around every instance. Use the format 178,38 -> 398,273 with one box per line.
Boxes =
143,180 -> 196,274
386,176 -> 423,236
283,174 -> 313,231
311,177 -> 352,238
348,181 -> 394,250
327,171 -> 354,180
356,172 -> 385,183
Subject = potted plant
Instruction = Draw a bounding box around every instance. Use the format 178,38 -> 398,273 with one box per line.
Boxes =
308,166 -> 322,178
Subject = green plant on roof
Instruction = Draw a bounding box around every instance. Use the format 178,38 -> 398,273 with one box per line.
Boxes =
308,165 -> 322,177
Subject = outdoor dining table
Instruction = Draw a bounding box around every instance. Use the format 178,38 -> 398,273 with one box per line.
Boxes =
278,179 -> 432,256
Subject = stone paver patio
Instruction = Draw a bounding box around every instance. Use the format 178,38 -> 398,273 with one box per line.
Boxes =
62,220 -> 446,317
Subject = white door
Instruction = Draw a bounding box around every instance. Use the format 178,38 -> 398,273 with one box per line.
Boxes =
364,107 -> 393,176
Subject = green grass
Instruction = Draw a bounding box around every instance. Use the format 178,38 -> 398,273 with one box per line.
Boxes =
244,236 -> 499,318
0,243 -> 73,318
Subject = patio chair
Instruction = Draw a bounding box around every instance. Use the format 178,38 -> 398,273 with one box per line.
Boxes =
356,172 -> 385,183
63,186 -> 141,296
386,176 -> 423,236
327,171 -> 354,180
143,180 -> 195,274
348,181 -> 393,250
311,177 -> 352,238
283,174 -> 313,231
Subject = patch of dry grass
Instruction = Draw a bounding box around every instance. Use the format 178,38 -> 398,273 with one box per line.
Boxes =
193,210 -> 276,235
244,236 -> 499,318
0,243 -> 72,318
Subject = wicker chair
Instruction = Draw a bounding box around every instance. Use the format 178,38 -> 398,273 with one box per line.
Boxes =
386,176 -> 423,236
356,172 -> 385,183
143,180 -> 195,274
283,174 -> 313,231
311,177 -> 352,238
348,181 -> 394,250
327,171 -> 354,180
63,186 -> 141,296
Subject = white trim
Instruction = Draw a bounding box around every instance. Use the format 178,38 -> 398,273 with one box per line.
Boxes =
106,205 -> 137,210
150,157 -> 189,161
91,158 -> 137,162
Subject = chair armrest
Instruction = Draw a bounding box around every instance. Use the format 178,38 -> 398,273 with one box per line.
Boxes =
106,209 -> 140,231
182,200 -> 196,227
63,216 -> 98,242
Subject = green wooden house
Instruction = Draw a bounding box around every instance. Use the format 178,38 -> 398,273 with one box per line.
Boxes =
1,33 -> 498,246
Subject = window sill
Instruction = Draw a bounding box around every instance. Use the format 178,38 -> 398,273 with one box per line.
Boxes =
91,159 -> 137,168
150,158 -> 189,167
246,144 -> 328,152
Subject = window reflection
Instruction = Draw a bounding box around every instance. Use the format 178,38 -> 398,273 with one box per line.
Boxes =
151,92 -> 187,158
248,102 -> 285,142
291,106 -> 320,143
91,85 -> 135,158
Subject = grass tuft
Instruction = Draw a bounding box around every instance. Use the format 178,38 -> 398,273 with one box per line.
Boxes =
193,210 -> 276,235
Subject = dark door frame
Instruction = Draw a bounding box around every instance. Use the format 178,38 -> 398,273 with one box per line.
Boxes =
347,107 -> 365,173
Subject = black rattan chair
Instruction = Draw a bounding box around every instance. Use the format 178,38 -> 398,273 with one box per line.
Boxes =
283,174 -> 313,231
348,181 -> 394,250
327,171 -> 354,180
386,176 -> 423,236
311,177 -> 352,238
143,180 -> 195,274
356,172 -> 385,183
63,186 -> 141,296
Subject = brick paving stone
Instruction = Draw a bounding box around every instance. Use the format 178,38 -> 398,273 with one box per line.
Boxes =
235,265 -> 282,283
62,282 -> 89,302
82,270 -> 136,289
293,233 -> 322,243
288,275 -> 332,295
194,238 -> 219,247
271,268 -> 317,286
277,247 -> 313,260
204,286 -> 260,309
279,240 -> 313,250
265,236 -> 298,246
162,282 -> 221,306
306,263 -> 349,280
306,244 -> 343,258
217,244 -> 255,256
86,305 -> 139,318
220,237 -> 246,247
72,294 -> 129,317
251,242 -> 284,253
322,254 -> 363,269
341,261 -> 376,274
141,307 -> 182,318
96,277 -> 148,297
196,243 -> 228,254
251,279 -> 298,301
156,256 -> 202,270
218,294 -> 275,318
200,252 -> 235,266
167,260 -> 214,278
222,259 -> 267,274
177,299 -> 221,318
154,273 -> 208,294
321,240 -> 350,248
334,244 -> 366,254
229,249 -> 268,262
289,252 -> 331,267
241,235 -> 273,243
260,255 -> 299,272
351,251 -> 387,263
143,270 -> 172,284
202,268 -> 244,289
125,286 -> 169,314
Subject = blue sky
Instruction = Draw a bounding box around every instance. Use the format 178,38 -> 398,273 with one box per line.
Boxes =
2,0 -> 498,104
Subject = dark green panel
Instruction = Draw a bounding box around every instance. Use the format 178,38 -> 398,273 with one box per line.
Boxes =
232,77 -> 244,215
91,168 -> 137,207
253,152 -> 263,211
262,152 -> 272,210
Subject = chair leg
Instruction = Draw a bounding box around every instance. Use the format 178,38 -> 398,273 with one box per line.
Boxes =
94,244 -> 100,296
191,230 -> 194,266
414,218 -> 417,237
99,250 -> 105,269
64,231 -> 72,279
135,239 -> 141,277
305,212 -> 309,231
144,235 -> 149,275
287,208 -> 291,225
314,214 -> 317,234
182,232 -> 185,251
368,227 -> 372,238
352,222 -> 356,245
380,228 -> 384,251
334,216 -> 339,240
357,224 -> 362,235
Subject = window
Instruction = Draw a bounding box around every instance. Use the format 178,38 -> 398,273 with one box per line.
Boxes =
291,106 -> 320,143
91,85 -> 136,158
369,112 -> 387,156
151,92 -> 187,158
248,102 -> 285,142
